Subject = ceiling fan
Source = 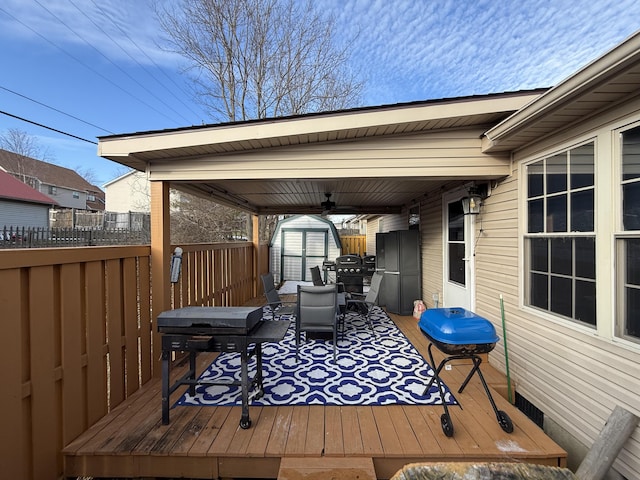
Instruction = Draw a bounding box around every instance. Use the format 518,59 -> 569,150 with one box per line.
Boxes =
321,193 -> 336,213
320,192 -> 359,215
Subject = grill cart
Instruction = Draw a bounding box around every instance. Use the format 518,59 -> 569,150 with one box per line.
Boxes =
418,307 -> 513,437
157,306 -> 289,429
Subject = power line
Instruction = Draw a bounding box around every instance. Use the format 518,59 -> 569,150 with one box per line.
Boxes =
88,0 -> 204,121
32,0 -> 192,125
0,85 -> 115,134
0,109 -> 98,145
0,6 -> 181,127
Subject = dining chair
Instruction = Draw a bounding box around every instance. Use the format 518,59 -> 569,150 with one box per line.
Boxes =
296,284 -> 339,362
346,271 -> 383,336
310,265 -> 324,286
260,273 -> 296,320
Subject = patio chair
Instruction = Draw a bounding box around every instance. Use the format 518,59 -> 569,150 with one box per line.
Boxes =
346,271 -> 383,336
310,265 -> 324,286
260,273 -> 296,320
309,265 -> 348,333
296,284 -> 340,362
310,265 -> 345,291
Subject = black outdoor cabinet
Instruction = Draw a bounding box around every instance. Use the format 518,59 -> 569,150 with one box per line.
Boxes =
376,230 -> 421,315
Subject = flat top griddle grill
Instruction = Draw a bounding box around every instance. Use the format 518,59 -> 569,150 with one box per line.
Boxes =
418,307 -> 513,437
158,306 -> 289,429
157,306 -> 262,335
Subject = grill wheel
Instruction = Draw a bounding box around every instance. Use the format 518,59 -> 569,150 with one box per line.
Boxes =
441,413 -> 454,437
497,410 -> 514,433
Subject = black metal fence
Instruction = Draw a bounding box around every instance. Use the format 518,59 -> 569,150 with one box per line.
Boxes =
1,226 -> 150,248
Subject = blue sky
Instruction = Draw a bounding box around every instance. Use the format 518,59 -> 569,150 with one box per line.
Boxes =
1,0 -> 639,187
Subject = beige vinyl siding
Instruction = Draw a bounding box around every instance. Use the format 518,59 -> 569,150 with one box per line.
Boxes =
105,172 -> 150,213
472,100 -> 640,477
381,214 -> 406,233
147,129 -> 511,181
365,218 -> 380,256
420,194 -> 443,308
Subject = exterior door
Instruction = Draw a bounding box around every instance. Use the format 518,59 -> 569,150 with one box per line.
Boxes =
281,229 -> 328,280
442,191 -> 476,310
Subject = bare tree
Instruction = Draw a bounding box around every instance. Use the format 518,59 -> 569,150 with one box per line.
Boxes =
155,0 -> 362,242
170,192 -> 248,243
156,0 -> 362,122
1,128 -> 99,186
0,128 -> 56,162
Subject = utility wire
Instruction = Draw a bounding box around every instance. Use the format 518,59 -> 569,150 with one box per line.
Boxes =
32,0 -> 191,125
0,110 -> 98,145
0,85 -> 115,134
88,0 -> 204,120
0,6 -> 179,127
67,0 -> 198,124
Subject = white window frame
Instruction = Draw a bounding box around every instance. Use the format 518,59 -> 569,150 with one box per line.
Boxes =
521,140 -> 597,328
615,121 -> 640,345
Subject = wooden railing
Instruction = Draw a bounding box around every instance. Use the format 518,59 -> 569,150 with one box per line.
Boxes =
172,243 -> 257,308
0,241 -> 259,480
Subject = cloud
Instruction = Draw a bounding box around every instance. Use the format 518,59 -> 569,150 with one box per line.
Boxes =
0,0 -> 181,68
332,0 -> 640,104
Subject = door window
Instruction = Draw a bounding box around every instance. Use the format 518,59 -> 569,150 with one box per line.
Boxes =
448,201 -> 465,285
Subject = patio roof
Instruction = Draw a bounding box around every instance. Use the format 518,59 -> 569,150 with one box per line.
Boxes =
98,91 -> 543,215
97,29 -> 640,215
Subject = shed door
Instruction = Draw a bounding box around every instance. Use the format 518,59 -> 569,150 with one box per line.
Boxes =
281,229 -> 329,281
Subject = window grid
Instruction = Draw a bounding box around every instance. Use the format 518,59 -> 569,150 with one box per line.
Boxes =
525,142 -> 596,327
617,124 -> 640,343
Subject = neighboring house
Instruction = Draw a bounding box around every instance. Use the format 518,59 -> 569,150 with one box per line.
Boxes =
104,169 -> 180,213
104,170 -> 150,212
97,31 -> 640,478
85,185 -> 106,211
0,149 -> 104,211
0,170 -> 58,229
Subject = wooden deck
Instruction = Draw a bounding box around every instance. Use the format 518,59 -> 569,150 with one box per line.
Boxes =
63,304 -> 567,479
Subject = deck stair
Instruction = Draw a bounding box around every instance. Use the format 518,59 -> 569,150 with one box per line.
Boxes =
277,456 -> 377,480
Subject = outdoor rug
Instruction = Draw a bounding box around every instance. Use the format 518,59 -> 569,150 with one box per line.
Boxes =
176,307 -> 457,407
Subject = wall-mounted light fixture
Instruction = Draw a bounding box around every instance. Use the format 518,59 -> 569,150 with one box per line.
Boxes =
461,185 -> 483,215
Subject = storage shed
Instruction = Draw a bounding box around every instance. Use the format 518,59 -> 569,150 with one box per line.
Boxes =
270,215 -> 342,284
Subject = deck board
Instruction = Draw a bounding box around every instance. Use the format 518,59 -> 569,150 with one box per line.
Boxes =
62,308 -> 567,479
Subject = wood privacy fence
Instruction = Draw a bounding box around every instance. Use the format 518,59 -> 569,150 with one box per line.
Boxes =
340,234 -> 367,256
0,242 -> 259,480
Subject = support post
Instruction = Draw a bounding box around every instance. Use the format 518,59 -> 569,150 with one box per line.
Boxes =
150,180 -> 171,378
252,214 -> 261,297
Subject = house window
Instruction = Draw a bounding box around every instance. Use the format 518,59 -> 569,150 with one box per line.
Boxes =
48,185 -> 57,195
617,125 -> 640,342
73,191 -> 80,199
88,194 -> 96,201
525,142 -> 596,326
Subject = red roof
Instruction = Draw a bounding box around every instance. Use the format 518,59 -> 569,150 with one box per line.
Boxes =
0,170 -> 58,205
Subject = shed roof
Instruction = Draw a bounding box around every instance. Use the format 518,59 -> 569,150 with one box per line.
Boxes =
271,214 -> 341,247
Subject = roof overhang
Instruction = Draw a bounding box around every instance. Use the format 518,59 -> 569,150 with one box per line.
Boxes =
98,91 -> 543,215
482,30 -> 640,153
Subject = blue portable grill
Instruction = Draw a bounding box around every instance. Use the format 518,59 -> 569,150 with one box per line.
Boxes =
418,307 -> 513,437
